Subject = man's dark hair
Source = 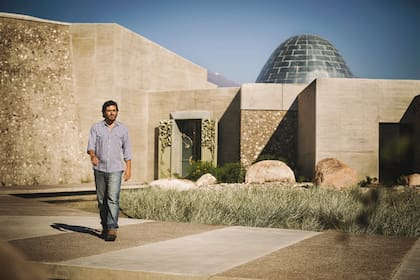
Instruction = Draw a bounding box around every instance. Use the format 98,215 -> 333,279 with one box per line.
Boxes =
102,100 -> 119,117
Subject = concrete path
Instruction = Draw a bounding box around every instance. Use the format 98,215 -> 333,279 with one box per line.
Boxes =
0,185 -> 419,280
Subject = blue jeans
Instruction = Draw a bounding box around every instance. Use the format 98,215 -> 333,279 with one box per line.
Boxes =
94,170 -> 123,230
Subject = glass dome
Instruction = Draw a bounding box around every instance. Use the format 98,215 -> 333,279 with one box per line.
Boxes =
256,34 -> 353,84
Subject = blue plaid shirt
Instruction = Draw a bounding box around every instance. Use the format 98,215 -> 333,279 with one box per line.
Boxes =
87,120 -> 132,173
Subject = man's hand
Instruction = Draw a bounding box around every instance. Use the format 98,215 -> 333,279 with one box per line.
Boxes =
124,169 -> 131,181
90,155 -> 99,166
124,160 -> 132,181
88,150 -> 99,166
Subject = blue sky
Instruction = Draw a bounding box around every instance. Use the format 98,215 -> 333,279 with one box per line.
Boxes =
1,0 -> 419,83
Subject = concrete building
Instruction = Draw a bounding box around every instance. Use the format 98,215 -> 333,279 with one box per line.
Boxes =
1,13 -> 419,186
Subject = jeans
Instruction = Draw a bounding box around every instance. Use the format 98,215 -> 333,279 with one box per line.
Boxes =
94,170 -> 123,230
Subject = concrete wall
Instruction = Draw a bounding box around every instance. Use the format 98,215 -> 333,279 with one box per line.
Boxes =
240,83 -> 305,168
314,78 -> 420,180
71,23 -> 217,183
297,81 -> 317,178
147,87 -> 240,180
401,95 -> 420,174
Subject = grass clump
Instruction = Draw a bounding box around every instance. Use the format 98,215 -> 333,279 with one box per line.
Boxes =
120,185 -> 420,237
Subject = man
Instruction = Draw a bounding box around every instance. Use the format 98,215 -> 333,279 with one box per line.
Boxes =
87,100 -> 132,241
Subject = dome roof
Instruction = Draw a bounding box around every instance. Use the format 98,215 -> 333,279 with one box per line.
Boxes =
256,34 -> 353,84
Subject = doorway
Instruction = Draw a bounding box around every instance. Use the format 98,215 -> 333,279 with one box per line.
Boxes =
176,119 -> 202,177
379,123 -> 414,184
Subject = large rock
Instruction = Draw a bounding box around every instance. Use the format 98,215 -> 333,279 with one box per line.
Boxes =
149,179 -> 197,191
245,160 -> 295,185
314,158 -> 358,190
404,173 -> 420,186
196,173 -> 217,187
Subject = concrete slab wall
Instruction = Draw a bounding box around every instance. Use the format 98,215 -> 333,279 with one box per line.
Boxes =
297,81 -> 317,179
70,23 -> 217,183
241,83 -> 305,110
147,87 -> 240,180
401,96 -> 420,174
315,78 -> 420,180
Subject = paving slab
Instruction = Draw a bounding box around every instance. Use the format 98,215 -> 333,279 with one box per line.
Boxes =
62,226 -> 320,277
393,238 -> 420,280
10,222 -> 225,263
0,215 -> 149,241
218,230 -> 417,280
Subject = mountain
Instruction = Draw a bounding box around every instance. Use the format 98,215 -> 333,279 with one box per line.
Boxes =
207,71 -> 240,87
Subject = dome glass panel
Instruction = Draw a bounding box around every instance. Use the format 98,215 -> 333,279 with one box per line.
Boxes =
256,34 -> 353,84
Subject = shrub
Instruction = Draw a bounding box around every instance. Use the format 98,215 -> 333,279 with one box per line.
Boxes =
184,161 -> 245,183
184,161 -> 216,181
216,162 -> 245,183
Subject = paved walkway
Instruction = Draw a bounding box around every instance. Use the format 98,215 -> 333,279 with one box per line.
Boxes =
0,184 -> 419,280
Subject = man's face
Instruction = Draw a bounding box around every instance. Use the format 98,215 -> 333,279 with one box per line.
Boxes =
104,105 -> 118,122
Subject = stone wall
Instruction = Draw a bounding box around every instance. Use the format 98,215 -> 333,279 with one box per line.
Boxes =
239,83 -> 303,170
0,15 -> 86,186
240,110 -> 297,169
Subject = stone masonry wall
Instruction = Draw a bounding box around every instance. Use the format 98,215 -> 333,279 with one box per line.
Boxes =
0,16 -> 86,186
240,110 -> 297,170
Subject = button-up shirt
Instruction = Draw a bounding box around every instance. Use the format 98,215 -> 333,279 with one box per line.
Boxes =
87,120 -> 132,172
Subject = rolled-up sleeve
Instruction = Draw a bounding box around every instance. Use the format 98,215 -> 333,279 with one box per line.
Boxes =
87,125 -> 97,153
122,128 -> 132,161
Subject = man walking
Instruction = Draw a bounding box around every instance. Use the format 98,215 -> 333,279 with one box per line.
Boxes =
87,100 -> 132,241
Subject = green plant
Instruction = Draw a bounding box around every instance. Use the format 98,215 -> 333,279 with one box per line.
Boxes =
185,161 -> 216,181
216,162 -> 245,183
184,161 -> 245,183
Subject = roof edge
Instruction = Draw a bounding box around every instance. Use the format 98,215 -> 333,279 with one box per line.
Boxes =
0,12 -> 70,25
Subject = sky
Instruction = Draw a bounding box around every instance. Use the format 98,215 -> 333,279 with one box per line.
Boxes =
1,0 -> 419,84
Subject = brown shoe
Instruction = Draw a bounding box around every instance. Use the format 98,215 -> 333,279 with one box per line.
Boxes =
101,228 -> 108,239
105,229 -> 117,242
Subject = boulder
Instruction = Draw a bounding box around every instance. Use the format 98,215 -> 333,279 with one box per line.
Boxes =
245,160 -> 296,185
404,173 -> 420,186
149,178 -> 197,191
196,173 -> 217,187
314,158 -> 358,190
